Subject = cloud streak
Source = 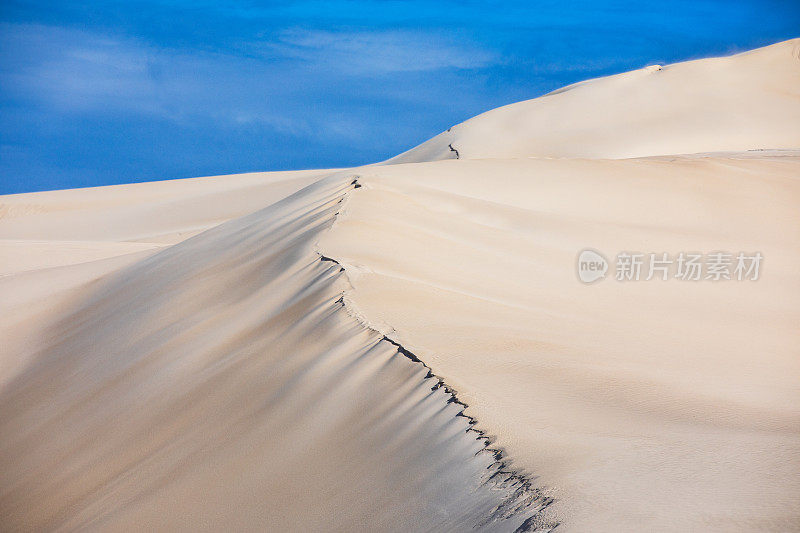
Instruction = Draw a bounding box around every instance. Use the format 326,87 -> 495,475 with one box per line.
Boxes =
270,28 -> 496,73
1,23 -> 494,129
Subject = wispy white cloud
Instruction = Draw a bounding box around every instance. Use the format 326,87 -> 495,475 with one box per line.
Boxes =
2,24 -> 164,114
1,24 -> 310,133
1,23 -> 496,138
265,28 -> 497,74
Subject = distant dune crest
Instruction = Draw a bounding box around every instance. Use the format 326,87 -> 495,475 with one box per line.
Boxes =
1,39 -> 799,532
388,38 -> 800,163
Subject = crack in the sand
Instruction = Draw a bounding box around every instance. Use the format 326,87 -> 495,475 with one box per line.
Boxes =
448,143 -> 460,159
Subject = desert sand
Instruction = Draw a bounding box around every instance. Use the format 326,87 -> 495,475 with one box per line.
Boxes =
1,39 -> 799,531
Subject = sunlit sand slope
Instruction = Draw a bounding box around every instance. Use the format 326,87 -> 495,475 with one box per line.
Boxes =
320,155 -> 800,531
2,38 -> 799,533
389,39 -> 800,162
0,177 -> 551,532
0,169 -> 326,249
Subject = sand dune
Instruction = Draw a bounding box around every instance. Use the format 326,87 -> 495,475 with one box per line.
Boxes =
320,155 -> 800,530
1,40 -> 799,531
389,38 -> 800,163
0,169 -> 329,399
0,169 -> 326,246
0,177 -> 548,531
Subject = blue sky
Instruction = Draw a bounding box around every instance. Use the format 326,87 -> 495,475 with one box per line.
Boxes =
1,1 -> 798,193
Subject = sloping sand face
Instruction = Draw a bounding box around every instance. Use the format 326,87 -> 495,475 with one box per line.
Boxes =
389,39 -> 800,163
319,155 -> 800,531
0,176 -> 549,532
0,169 -> 326,247
0,169 -> 328,397
2,39 -> 799,532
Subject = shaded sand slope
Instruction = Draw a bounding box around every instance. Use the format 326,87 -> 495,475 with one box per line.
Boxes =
389,39 -> 800,162
320,155 -> 800,531
2,39 -> 799,532
0,176 -> 550,532
0,169 -> 328,400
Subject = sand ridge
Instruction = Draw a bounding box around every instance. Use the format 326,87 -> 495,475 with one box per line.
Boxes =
0,175 -> 554,532
2,39 -> 799,531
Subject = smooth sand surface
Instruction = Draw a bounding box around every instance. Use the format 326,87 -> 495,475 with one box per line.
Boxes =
0,177 -> 546,531
1,39 -> 799,531
320,155 -> 800,531
0,169 -> 327,245
0,169 -> 328,398
389,39 -> 800,163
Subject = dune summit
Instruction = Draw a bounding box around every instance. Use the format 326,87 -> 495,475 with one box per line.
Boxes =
389,38 -> 800,162
1,39 -> 799,531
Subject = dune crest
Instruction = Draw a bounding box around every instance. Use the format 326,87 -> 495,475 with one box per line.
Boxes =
2,39 -> 799,532
0,176 -> 553,531
319,155 -> 800,531
388,38 -> 800,162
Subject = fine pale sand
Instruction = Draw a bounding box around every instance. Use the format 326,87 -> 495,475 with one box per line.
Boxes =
0,177 -> 546,531
389,39 -> 800,163
321,155 -> 800,531
1,39 -> 799,531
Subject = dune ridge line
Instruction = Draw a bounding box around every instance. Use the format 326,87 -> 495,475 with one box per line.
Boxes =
316,175 -> 557,532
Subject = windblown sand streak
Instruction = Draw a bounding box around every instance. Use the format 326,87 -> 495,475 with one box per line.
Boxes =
0,176 -> 551,531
